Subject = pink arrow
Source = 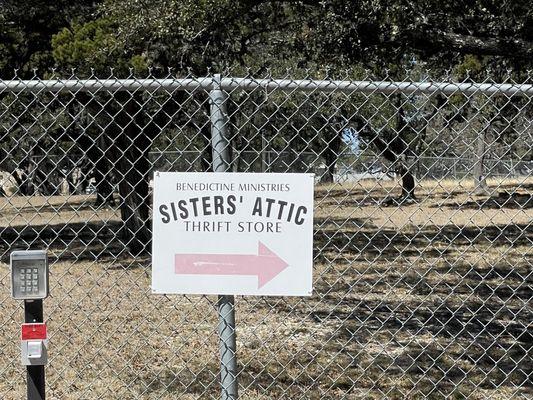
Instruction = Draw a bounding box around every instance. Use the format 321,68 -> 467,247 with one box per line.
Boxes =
174,242 -> 289,288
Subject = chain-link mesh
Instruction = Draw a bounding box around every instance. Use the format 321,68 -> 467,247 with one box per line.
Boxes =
0,71 -> 531,399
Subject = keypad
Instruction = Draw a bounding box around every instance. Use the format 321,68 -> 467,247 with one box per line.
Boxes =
18,267 -> 39,294
11,253 -> 48,300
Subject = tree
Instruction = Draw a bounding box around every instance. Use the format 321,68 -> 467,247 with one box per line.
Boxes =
95,0 -> 533,74
96,0 -> 532,195
2,0 -> 530,254
0,1 -> 105,199
0,1 -> 99,75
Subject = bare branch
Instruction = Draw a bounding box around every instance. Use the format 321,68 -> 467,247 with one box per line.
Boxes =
404,29 -> 533,59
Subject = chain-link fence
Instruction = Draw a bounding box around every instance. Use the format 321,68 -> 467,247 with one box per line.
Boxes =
0,72 -> 531,399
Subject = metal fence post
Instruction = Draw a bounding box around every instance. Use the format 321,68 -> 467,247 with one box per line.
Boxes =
210,74 -> 238,400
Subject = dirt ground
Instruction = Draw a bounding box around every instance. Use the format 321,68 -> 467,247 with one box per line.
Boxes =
0,177 -> 531,399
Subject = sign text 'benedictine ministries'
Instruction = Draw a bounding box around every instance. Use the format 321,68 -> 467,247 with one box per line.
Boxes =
152,172 -> 314,296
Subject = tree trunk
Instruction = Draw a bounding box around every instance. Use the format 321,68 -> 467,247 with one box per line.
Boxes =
94,134 -> 114,205
66,170 -> 77,194
77,161 -> 92,194
21,155 -> 36,195
78,133 -> 114,204
358,123 -> 417,200
320,128 -> 341,184
94,90 -> 177,255
34,168 -> 56,195
113,95 -> 152,255
320,158 -> 337,183
117,144 -> 151,255
398,164 -> 416,199
473,126 -> 490,195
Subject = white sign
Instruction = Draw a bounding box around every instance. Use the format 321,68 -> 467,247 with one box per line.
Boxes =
152,172 -> 314,296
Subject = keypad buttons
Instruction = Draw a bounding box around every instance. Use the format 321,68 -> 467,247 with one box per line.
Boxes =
10,251 -> 49,299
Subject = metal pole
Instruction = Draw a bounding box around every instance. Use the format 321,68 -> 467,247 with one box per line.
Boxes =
210,74 -> 238,400
217,295 -> 238,400
210,74 -> 231,172
24,300 -> 45,400
2,78 -> 533,96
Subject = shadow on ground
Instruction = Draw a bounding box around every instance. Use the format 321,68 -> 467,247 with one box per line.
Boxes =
0,195 -> 531,398
0,220 -> 136,262
433,190 -> 533,210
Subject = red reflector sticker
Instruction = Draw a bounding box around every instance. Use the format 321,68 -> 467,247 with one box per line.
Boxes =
21,323 -> 47,340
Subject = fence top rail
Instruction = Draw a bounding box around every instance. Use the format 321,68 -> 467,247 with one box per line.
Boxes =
0,77 -> 532,96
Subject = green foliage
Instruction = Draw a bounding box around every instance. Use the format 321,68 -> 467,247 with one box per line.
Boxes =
0,1 -> 101,76
1,0 -> 531,77
52,19 -> 146,75
1,0 -> 531,182
0,14 -> 24,74
52,20 -> 116,69
454,55 -> 485,80
130,55 -> 149,74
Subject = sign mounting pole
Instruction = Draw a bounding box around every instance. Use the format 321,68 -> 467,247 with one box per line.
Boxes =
25,300 -> 45,400
210,74 -> 238,400
10,250 -> 49,400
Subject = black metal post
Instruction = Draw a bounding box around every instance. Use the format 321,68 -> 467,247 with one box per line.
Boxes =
24,300 -> 45,400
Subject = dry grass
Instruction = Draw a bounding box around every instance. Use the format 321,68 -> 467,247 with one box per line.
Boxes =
0,177 -> 531,399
